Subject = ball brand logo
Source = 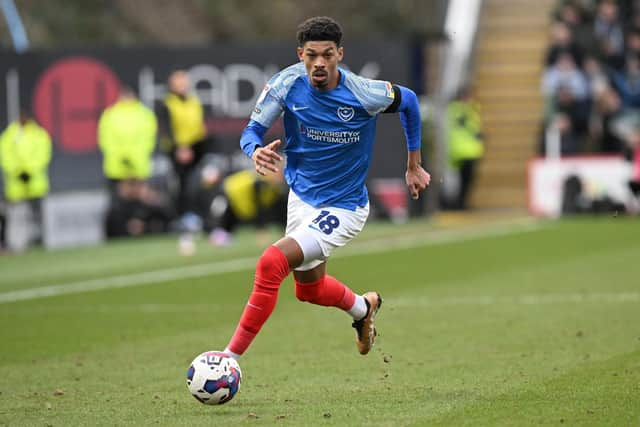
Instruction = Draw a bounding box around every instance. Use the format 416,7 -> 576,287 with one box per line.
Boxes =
337,106 -> 355,122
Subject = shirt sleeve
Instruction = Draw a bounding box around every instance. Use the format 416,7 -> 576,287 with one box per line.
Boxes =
396,85 -> 421,152
343,72 -> 396,115
240,120 -> 268,158
250,83 -> 284,128
249,63 -> 305,128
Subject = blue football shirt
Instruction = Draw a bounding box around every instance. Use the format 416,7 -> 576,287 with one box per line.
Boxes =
250,62 -> 396,210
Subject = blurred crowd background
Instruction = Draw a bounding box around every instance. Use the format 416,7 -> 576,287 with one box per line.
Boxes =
540,0 -> 640,213
0,0 -> 637,255
542,0 -> 640,156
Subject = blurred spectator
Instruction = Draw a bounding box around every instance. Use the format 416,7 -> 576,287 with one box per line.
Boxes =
555,84 -> 591,135
444,87 -> 485,210
176,159 -> 286,255
176,153 -> 227,255
98,87 -> 172,237
628,9 -> 640,31
624,27 -> 640,58
592,86 -> 627,152
555,1 -> 595,54
541,40 -> 592,156
158,70 -> 217,219
541,51 -> 590,100
209,168 -> 288,247
593,0 -> 625,68
620,0 -> 640,25
543,0 -> 640,155
561,174 -> 588,214
545,21 -> 585,67
583,54 -> 610,97
542,111 -> 583,155
609,106 -> 640,138
609,53 -> 640,108
0,109 -> 51,251
561,172 -> 627,214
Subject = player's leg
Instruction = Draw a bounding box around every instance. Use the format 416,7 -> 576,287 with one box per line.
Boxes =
224,237 -> 299,360
224,191 -> 312,359
224,191 -> 381,359
293,265 -> 382,355
287,196 -> 382,354
293,265 -> 364,316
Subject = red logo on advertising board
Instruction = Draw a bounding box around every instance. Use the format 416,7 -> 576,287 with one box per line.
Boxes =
33,57 -> 120,153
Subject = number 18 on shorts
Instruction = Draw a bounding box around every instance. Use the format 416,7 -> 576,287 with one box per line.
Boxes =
286,191 -> 369,268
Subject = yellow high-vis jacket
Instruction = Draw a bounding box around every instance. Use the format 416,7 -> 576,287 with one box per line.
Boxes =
447,100 -> 485,168
0,119 -> 52,202
98,99 -> 157,180
164,93 -> 206,147
224,170 -> 283,221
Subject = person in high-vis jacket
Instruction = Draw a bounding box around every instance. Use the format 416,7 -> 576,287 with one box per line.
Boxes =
99,87 -> 157,182
0,110 -> 52,251
0,110 -> 52,204
446,86 -> 485,210
98,87 -> 170,237
158,70 -> 216,217
209,168 -> 288,247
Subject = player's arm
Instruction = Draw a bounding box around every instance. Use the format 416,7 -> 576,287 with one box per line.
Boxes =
240,121 -> 283,175
383,85 -> 431,199
240,76 -> 288,175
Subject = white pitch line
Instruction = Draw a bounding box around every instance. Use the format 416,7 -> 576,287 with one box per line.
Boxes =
8,291 -> 639,316
0,258 -> 256,304
339,219 -> 541,257
0,219 -> 542,305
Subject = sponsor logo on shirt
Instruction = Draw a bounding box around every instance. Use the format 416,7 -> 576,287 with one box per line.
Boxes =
256,84 -> 270,104
300,124 -> 360,144
337,106 -> 355,122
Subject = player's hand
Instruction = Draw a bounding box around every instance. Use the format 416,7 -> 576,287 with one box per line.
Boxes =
252,139 -> 283,176
405,165 -> 431,200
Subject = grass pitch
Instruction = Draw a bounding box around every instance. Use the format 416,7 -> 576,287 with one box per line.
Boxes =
0,216 -> 639,426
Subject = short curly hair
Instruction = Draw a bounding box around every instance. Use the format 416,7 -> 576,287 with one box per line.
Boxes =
296,16 -> 343,47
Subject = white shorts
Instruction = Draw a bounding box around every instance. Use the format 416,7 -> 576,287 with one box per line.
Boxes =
286,190 -> 369,271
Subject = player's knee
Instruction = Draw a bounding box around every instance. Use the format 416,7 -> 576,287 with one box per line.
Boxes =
254,245 -> 290,291
295,279 -> 322,303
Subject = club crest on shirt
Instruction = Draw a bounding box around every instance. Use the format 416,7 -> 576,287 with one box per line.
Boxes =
337,106 -> 355,122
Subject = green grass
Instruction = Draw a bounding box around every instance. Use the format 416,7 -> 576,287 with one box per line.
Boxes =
0,217 -> 639,426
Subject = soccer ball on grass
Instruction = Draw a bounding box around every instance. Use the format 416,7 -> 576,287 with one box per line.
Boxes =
186,351 -> 242,405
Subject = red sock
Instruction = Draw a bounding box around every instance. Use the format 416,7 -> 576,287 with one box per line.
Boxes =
295,274 -> 356,311
227,245 -> 290,355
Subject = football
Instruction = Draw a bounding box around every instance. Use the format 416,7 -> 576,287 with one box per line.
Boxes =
186,351 -> 242,405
